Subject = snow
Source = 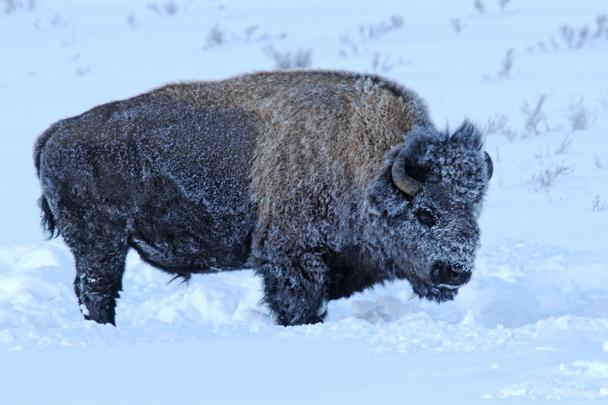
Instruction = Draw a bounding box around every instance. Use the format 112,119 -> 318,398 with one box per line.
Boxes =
1,0 -> 608,403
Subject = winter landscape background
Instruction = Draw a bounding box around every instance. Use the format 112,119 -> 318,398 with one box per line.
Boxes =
1,0 -> 608,403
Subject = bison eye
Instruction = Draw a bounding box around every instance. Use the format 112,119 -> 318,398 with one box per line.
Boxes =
415,207 -> 436,227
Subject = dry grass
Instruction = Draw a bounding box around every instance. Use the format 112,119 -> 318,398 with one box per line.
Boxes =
2,0 -> 34,13
204,25 -> 226,49
339,15 -> 404,57
147,1 -> 178,16
567,99 -> 592,131
370,52 -> 404,73
264,46 -> 312,70
499,0 -> 512,11
203,25 -> 286,50
530,164 -> 572,191
554,136 -> 572,155
482,113 -> 518,141
497,48 -> 515,78
450,18 -> 462,33
522,95 -> 548,136
592,196 -> 608,212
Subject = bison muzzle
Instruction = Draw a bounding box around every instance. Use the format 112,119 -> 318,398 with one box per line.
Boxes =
34,70 -> 492,326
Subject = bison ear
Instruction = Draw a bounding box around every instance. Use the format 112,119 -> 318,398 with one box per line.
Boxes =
484,151 -> 493,180
403,162 -> 430,183
368,141 -> 428,216
398,127 -> 436,182
367,158 -> 411,217
449,121 -> 491,181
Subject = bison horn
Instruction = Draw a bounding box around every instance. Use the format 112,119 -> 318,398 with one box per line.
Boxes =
391,147 -> 422,197
484,151 -> 493,180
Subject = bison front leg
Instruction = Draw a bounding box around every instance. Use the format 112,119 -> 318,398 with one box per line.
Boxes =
72,241 -> 127,326
259,252 -> 329,326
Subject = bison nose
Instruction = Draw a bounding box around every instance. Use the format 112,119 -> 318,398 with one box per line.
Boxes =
431,262 -> 471,286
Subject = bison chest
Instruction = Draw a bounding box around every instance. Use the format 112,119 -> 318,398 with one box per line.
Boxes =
324,245 -> 387,300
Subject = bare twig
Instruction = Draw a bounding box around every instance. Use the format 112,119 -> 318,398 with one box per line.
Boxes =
530,164 -> 572,191
522,95 -> 548,136
554,136 -> 572,155
592,196 -> 608,212
568,99 -> 592,131
264,46 -> 312,70
450,18 -> 462,33
497,48 -> 515,78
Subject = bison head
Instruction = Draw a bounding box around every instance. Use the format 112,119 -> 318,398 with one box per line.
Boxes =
366,121 -> 492,302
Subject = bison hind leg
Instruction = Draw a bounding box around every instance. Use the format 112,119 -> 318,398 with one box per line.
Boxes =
72,238 -> 128,326
57,209 -> 129,325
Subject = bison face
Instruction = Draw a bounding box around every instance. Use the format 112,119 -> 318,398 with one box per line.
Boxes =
367,121 -> 492,302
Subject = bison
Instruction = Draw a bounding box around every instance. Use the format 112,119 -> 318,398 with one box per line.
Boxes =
34,70 -> 492,326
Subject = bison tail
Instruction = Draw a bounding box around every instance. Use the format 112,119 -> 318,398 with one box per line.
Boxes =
34,125 -> 60,238
34,125 -> 56,177
38,195 -> 58,239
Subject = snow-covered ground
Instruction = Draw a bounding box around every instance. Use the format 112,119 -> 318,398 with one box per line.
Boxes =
1,0 -> 608,403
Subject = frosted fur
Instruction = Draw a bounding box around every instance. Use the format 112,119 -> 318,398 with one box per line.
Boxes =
34,70 -> 491,326
364,122 -> 490,303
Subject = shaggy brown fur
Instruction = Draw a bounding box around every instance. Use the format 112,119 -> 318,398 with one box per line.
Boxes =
156,70 -> 431,256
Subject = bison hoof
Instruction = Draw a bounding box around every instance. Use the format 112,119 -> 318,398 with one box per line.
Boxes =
278,314 -> 324,327
276,305 -> 328,326
79,295 -> 117,326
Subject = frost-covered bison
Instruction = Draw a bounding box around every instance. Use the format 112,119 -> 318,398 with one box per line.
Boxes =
34,70 -> 492,326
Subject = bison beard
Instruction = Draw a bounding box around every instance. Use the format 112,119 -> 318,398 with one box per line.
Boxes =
34,70 -> 492,326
